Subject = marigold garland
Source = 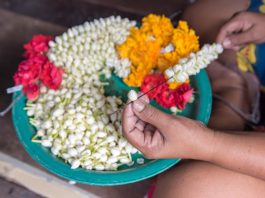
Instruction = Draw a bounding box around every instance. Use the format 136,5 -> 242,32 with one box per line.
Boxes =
117,14 -> 199,87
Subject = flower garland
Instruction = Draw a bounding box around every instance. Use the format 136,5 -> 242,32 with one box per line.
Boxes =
117,14 -> 199,87
164,43 -> 223,83
13,35 -> 64,100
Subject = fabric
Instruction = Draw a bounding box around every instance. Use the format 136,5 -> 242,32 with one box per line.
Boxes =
236,0 -> 265,88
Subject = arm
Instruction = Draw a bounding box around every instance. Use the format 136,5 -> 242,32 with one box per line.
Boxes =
122,97 -> 265,180
209,131 -> 265,180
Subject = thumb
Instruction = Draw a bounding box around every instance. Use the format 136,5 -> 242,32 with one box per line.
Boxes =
132,98 -> 171,129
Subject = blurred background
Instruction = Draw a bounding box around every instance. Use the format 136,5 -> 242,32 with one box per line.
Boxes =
0,0 -> 191,197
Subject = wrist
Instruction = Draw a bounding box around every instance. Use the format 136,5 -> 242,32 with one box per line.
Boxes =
193,124 -> 218,162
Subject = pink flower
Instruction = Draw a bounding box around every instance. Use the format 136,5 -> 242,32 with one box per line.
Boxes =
23,83 -> 40,101
24,35 -> 53,58
175,83 -> 193,109
40,61 -> 64,90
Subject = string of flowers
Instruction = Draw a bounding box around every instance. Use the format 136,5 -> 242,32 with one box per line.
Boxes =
164,43 -> 224,83
117,14 -> 199,87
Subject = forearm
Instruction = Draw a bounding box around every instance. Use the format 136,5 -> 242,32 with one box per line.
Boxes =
207,131 -> 265,180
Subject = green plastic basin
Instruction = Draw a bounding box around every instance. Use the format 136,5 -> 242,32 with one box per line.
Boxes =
12,70 -> 212,186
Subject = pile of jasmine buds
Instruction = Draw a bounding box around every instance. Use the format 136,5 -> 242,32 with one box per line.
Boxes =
25,16 -> 144,171
164,43 -> 223,82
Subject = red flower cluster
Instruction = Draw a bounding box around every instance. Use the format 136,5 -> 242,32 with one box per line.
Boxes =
140,74 -> 193,109
24,35 -> 53,58
13,35 -> 64,100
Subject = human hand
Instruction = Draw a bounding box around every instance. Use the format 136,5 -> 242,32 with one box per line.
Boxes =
216,12 -> 265,50
122,95 -> 214,160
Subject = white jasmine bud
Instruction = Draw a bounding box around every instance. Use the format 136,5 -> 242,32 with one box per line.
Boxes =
41,139 -> 52,147
68,148 -> 78,156
111,148 -> 121,156
95,164 -> 104,171
71,160 -> 80,169
127,90 -> 138,101
136,158 -> 145,164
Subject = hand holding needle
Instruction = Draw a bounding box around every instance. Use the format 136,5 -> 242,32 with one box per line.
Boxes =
110,76 -> 173,115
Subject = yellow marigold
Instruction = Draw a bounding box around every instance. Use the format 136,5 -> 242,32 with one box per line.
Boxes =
172,21 -> 199,57
117,15 -> 199,87
141,14 -> 174,46
168,79 -> 190,90
157,52 -> 180,72
157,21 -> 199,71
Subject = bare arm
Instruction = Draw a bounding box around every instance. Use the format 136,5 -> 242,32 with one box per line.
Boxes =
122,98 -> 265,180
209,131 -> 265,180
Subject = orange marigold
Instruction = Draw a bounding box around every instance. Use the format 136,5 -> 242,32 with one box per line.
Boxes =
117,15 -> 199,87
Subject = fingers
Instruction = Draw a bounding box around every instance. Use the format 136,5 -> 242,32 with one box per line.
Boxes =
122,103 -> 137,133
123,127 -> 145,149
143,124 -> 161,145
227,29 -> 255,47
132,98 -> 172,131
135,120 -> 146,131
122,94 -> 153,150
216,12 -> 254,49
138,93 -> 149,103
122,103 -> 145,148
216,20 -> 242,46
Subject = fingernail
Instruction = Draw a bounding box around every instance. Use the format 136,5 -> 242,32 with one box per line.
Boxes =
223,39 -> 231,48
133,99 -> 145,112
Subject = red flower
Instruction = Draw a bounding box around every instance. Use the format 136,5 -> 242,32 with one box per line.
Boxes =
140,74 -> 167,99
176,83 -> 191,95
30,54 -> 49,65
156,89 -> 176,108
13,55 -> 47,86
23,83 -> 40,101
13,34 -> 64,100
24,35 -> 53,58
40,61 -> 64,90
140,74 -> 193,110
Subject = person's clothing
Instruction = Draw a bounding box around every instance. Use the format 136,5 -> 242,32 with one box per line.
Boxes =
236,0 -> 265,89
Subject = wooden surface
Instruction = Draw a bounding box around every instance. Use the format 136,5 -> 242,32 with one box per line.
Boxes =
0,177 -> 42,198
0,152 -> 99,198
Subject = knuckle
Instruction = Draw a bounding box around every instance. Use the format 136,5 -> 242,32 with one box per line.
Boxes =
168,116 -> 178,127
